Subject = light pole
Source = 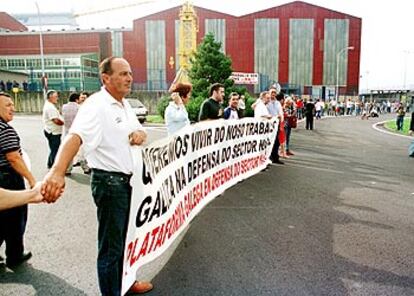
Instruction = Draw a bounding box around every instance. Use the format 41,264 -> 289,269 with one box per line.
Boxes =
35,1 -> 46,99
403,50 -> 413,91
335,46 -> 354,102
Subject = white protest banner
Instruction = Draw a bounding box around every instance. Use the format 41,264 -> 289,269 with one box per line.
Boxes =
121,117 -> 278,295
230,72 -> 259,85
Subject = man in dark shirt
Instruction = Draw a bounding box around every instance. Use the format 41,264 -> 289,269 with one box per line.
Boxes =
0,92 -> 35,267
305,98 -> 316,130
198,83 -> 225,121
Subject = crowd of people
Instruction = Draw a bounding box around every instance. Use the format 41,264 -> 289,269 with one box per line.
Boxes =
1,56 -> 414,296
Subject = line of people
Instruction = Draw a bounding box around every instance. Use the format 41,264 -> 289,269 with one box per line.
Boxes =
1,58 -> 152,295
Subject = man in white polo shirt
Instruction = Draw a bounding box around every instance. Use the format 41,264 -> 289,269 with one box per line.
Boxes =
41,57 -> 152,295
254,91 -> 272,119
42,90 -> 64,169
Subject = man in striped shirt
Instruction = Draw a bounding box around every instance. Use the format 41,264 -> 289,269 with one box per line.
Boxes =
0,92 -> 36,267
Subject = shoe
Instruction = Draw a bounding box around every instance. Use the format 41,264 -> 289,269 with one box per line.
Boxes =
128,281 -> 153,294
272,159 -> 284,165
83,169 -> 91,175
73,162 -> 81,167
65,172 -> 72,176
6,252 -> 32,268
286,150 -> 294,156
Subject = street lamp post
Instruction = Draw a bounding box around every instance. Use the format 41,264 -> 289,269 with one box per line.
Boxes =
35,1 -> 46,99
403,50 -> 413,92
335,46 -> 354,102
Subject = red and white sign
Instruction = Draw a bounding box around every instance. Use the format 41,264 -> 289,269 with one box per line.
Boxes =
121,117 -> 278,295
230,72 -> 259,85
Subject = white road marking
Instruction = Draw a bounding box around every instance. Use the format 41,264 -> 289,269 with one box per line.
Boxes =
372,120 -> 414,139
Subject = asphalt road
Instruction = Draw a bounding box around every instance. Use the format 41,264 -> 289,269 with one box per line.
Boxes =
1,114 -> 414,296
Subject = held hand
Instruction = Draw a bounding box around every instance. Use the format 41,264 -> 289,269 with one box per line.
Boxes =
28,179 -> 36,189
41,169 -> 65,203
171,92 -> 182,105
30,182 -> 45,204
409,130 -> 413,136
129,130 -> 147,146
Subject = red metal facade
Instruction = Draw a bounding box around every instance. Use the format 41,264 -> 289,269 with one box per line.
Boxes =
0,1 -> 361,94
125,1 -> 361,94
0,31 -> 112,57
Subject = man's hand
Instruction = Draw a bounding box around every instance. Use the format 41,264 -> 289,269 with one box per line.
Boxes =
41,169 -> 65,203
409,130 -> 413,136
129,130 -> 147,146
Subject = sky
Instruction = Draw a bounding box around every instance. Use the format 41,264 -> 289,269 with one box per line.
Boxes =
2,0 -> 414,91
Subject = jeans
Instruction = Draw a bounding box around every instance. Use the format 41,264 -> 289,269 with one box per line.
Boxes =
285,124 -> 292,151
0,168 -> 27,262
270,122 -> 281,161
396,116 -> 404,131
297,108 -> 303,119
44,130 -> 61,169
91,169 -> 132,296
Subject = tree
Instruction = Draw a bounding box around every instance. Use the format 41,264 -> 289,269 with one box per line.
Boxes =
157,32 -> 252,121
189,32 -> 234,99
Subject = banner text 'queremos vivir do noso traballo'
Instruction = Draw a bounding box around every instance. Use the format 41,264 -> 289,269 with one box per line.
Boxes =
121,117 -> 278,295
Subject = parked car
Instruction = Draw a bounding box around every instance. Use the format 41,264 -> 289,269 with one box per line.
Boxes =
126,98 -> 148,123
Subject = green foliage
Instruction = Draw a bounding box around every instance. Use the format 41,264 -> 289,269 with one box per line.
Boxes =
186,96 -> 206,122
157,95 -> 170,118
157,32 -> 255,120
244,95 -> 257,118
189,33 -> 234,99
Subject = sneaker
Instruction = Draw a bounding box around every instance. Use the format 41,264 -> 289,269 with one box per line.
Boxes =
286,150 -> 294,156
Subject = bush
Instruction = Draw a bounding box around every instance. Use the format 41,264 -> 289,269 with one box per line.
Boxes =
186,96 -> 206,122
244,95 -> 257,117
157,95 -> 170,119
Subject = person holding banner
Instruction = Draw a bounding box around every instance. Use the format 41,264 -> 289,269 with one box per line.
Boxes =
254,91 -> 272,119
267,90 -> 285,165
41,57 -> 152,295
224,92 -> 242,120
198,83 -> 225,121
165,82 -> 192,135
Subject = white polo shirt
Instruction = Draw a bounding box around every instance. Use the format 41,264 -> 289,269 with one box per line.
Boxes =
70,87 -> 145,174
254,100 -> 271,119
42,100 -> 63,135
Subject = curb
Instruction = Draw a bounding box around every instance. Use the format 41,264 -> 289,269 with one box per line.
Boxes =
372,120 -> 413,139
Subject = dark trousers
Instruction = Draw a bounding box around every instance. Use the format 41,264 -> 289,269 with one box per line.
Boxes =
306,115 -> 314,130
0,168 -> 27,262
285,125 -> 292,151
91,169 -> 132,296
396,116 -> 404,131
270,122 -> 281,162
44,130 -> 61,169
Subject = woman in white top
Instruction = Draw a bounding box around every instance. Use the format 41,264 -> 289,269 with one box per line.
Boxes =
165,83 -> 192,136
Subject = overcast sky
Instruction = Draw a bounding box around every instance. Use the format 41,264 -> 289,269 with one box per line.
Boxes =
2,0 -> 413,91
